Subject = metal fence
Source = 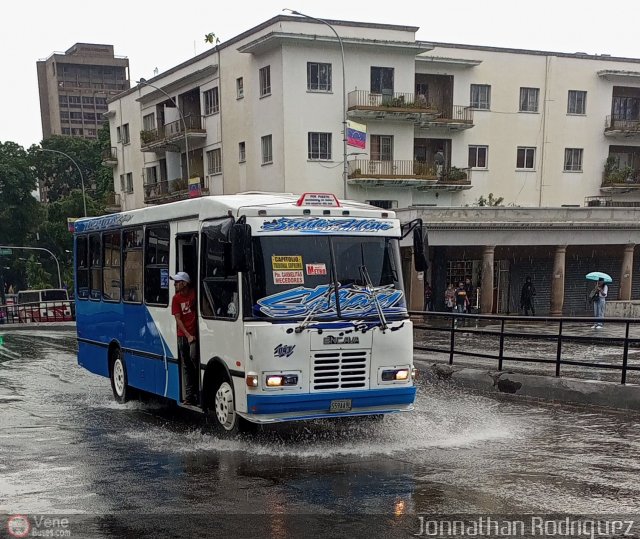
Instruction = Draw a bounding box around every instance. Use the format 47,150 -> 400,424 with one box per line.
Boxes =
411,311 -> 640,384
0,301 -> 75,324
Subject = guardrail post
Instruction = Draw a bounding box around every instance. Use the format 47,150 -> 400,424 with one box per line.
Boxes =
555,319 -> 563,377
498,318 -> 505,371
449,315 -> 455,365
622,321 -> 630,385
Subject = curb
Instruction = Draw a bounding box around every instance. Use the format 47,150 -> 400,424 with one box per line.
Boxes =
0,322 -> 76,332
415,358 -> 640,412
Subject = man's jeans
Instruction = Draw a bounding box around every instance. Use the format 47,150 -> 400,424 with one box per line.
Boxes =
178,336 -> 198,401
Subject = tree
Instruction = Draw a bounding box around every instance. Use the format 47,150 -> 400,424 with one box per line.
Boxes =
25,255 -> 53,290
0,141 -> 41,246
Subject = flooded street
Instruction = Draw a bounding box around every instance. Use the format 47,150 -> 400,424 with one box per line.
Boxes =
1,328 -> 640,537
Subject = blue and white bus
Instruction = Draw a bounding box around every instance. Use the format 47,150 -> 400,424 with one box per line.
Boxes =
74,192 -> 426,433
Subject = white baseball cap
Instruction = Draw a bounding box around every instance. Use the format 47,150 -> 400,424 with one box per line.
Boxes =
170,271 -> 190,283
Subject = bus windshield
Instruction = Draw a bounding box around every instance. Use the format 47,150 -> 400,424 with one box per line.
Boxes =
246,235 -> 406,321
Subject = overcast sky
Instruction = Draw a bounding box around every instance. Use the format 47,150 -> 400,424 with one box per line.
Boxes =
4,0 -> 639,148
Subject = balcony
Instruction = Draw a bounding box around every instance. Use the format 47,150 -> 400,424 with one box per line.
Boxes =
347,159 -> 472,190
140,115 -> 207,153
104,192 -> 121,213
347,90 -> 474,130
143,176 -> 210,204
347,90 -> 440,122
604,115 -> 640,138
101,147 -> 118,167
601,168 -> 640,193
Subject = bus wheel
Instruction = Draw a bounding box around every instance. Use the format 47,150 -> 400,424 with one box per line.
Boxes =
213,379 -> 238,432
110,349 -> 129,404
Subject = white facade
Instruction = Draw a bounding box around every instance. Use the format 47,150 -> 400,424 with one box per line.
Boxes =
104,15 -> 640,211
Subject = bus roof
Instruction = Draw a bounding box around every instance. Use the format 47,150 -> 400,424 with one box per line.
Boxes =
74,193 -> 397,234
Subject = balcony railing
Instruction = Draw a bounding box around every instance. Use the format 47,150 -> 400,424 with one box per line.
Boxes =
605,115 -> 640,136
347,91 -> 474,128
601,168 -> 640,190
101,147 -> 118,166
140,115 -> 207,151
143,176 -> 210,204
104,192 -> 121,213
347,159 -> 471,189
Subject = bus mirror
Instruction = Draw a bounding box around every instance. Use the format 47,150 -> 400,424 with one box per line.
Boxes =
413,228 -> 428,273
230,223 -> 252,272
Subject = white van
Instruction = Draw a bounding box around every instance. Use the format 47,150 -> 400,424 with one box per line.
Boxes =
17,289 -> 73,322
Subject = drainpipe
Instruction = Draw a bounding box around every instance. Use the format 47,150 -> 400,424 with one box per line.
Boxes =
538,55 -> 550,207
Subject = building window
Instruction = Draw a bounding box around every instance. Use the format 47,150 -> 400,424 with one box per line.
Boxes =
236,77 -> 244,99
470,84 -> 491,110
567,90 -> 587,115
564,148 -> 583,172
207,148 -> 222,174
116,126 -> 121,142
204,87 -> 219,115
468,145 -> 488,168
239,141 -> 246,162
119,174 -> 125,192
308,132 -> 332,160
259,66 -> 271,97
145,166 -> 158,185
143,113 -> 156,131
519,88 -> 539,112
366,200 -> 397,209
516,147 -> 536,170
120,123 -> 130,144
307,62 -> 332,92
125,172 -> 133,192
370,135 -> 393,161
370,67 -> 394,95
261,135 -> 273,164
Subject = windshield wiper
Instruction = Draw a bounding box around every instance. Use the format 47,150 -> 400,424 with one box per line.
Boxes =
359,265 -> 388,332
294,282 -> 336,333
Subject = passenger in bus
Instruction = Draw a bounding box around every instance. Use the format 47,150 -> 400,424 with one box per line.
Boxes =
170,272 -> 198,405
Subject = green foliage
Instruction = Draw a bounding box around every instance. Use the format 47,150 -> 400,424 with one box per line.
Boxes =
204,33 -> 220,45
25,255 -> 53,290
0,141 -> 41,246
447,166 -> 468,181
475,193 -> 504,206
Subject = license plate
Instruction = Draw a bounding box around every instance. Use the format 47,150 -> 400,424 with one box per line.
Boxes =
329,399 -> 352,412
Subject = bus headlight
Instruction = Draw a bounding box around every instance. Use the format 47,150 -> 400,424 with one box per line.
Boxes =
380,368 -> 411,382
265,373 -> 299,387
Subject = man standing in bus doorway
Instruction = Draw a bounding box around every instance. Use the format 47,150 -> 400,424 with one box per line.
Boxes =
171,272 -> 198,405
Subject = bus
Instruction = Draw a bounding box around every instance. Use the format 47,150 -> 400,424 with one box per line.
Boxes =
73,192 -> 426,433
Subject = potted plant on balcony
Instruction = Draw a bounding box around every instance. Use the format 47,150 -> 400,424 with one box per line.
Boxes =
140,130 -> 155,144
446,166 -> 468,181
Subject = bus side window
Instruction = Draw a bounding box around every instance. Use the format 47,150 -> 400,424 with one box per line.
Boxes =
102,231 -> 121,302
76,235 -> 89,299
123,227 -> 143,304
89,234 -> 102,301
144,225 -> 170,306
201,218 -> 238,320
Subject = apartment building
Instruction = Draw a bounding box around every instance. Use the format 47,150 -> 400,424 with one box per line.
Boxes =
103,15 -> 640,315
37,43 -> 130,141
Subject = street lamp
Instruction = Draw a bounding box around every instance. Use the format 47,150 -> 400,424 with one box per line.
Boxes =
39,148 -> 87,217
0,246 -> 62,288
283,9 -> 348,199
136,78 -> 190,181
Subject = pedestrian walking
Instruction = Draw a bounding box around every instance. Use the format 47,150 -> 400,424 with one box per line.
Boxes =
444,283 -> 455,312
423,281 -> 434,312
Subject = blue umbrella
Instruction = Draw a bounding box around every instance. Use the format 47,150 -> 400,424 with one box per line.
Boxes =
586,271 -> 612,283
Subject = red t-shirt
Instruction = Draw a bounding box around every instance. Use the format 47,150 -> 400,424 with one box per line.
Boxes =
171,288 -> 197,337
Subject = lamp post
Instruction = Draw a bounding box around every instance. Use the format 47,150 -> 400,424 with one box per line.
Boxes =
283,9 -> 348,199
136,78 -> 190,181
0,246 -> 62,289
39,148 -> 87,217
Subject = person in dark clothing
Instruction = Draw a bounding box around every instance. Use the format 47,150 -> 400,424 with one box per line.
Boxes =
520,276 -> 536,316
464,277 -> 475,312
423,281 -> 433,311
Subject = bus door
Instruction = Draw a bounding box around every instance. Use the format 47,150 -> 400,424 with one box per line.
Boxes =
175,232 -> 199,401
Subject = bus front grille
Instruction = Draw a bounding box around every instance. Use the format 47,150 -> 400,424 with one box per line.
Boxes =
312,350 -> 369,390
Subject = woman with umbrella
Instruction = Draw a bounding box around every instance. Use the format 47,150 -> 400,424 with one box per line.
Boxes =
586,272 -> 611,329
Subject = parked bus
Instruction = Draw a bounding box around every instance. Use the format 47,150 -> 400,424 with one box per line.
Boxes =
17,289 -> 73,322
73,192 -> 426,433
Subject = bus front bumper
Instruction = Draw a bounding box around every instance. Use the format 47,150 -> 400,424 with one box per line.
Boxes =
241,387 -> 416,424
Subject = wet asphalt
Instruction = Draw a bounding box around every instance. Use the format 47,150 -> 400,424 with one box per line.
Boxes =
1,327 -> 640,538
